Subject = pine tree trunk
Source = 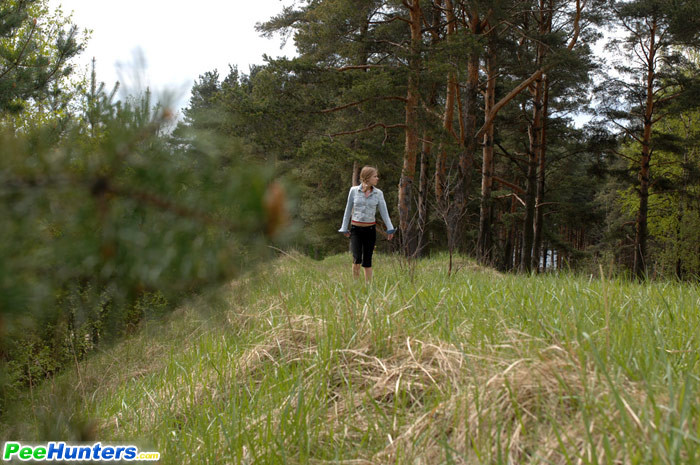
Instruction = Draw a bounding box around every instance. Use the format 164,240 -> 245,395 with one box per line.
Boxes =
633,18 -> 657,279
532,74 -> 549,271
542,243 -> 548,272
520,2 -> 547,273
352,160 -> 360,186
514,227 -> 522,270
477,38 -> 497,264
435,0 -> 461,246
557,247 -> 562,269
417,135 -> 431,256
520,148 -> 537,272
520,83 -> 542,273
503,195 -> 517,271
435,134 -> 448,211
676,149 -> 688,279
414,2 -> 443,258
398,0 -> 423,257
452,10 -> 480,254
352,16 -> 369,191
435,0 -> 456,214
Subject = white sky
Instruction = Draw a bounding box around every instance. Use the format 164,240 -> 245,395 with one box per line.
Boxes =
48,0 -> 297,116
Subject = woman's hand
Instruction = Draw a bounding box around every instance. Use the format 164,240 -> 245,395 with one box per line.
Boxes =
344,232 -> 351,238
387,233 -> 394,241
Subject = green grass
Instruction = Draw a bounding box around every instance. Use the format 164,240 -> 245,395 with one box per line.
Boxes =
3,252 -> 700,464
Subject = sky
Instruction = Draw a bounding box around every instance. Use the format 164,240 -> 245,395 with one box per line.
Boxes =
47,0 -> 298,117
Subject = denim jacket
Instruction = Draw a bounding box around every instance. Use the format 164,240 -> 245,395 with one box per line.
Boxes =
338,186 -> 396,234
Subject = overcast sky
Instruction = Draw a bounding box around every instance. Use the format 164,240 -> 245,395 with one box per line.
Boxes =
48,0 -> 297,116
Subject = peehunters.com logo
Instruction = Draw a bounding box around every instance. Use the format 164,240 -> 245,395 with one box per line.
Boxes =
2,441 -> 160,461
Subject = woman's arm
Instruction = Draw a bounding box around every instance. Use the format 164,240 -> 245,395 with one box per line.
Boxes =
378,191 -> 396,235
338,187 -> 354,233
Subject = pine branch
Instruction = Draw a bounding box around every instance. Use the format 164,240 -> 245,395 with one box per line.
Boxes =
654,90 -> 683,106
0,17 -> 37,80
607,146 -> 638,163
651,111 -> 669,125
33,26 -> 81,94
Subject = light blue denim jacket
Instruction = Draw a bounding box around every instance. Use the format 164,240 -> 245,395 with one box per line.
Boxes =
339,186 -> 396,234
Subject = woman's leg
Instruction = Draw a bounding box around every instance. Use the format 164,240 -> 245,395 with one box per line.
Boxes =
350,226 -> 363,279
361,226 -> 376,283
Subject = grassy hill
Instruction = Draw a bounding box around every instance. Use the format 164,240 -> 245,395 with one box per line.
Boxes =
3,252 -> 700,464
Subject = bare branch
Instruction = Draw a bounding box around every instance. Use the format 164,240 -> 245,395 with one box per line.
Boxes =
609,119 -> 644,144
493,176 -> 525,195
334,64 -> 387,71
496,142 -> 528,169
369,16 -> 411,25
317,96 -> 407,114
370,39 -> 409,50
328,122 -> 406,140
476,69 -> 543,140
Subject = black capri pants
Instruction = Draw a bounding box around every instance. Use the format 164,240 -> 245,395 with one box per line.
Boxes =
350,224 -> 376,268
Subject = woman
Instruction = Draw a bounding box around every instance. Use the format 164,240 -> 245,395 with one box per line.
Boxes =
338,166 -> 396,282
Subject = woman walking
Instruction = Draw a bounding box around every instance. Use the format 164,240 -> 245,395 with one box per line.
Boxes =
338,166 -> 396,282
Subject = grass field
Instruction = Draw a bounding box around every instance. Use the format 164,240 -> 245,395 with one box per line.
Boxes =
3,252 -> 700,464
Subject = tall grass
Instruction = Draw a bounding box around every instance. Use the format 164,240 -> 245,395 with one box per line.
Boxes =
2,252 -> 700,464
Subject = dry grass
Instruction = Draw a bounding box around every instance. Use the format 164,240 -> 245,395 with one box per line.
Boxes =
237,314 -> 325,380
358,333 -> 651,465
216,315 -> 653,464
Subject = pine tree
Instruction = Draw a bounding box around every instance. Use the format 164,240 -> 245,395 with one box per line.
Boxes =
0,0 -> 84,114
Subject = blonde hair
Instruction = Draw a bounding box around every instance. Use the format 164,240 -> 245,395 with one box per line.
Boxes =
359,166 -> 378,192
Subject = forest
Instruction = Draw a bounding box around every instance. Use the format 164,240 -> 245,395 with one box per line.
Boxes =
178,0 -> 700,279
1,0 -> 700,454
